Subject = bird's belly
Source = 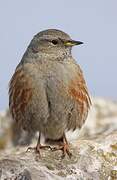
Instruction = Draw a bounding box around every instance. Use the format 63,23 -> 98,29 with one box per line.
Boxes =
43,62 -> 89,136
22,61 -> 90,138
42,118 -> 66,140
40,98 -> 88,140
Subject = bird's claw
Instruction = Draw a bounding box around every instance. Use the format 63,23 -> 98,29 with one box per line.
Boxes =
51,145 -> 72,158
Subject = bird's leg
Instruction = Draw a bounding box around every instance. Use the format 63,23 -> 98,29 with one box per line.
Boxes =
52,133 -> 72,158
26,132 -> 52,155
36,133 -> 53,150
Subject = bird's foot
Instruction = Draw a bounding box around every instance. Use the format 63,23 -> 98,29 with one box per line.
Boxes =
51,143 -> 72,158
26,144 -> 52,156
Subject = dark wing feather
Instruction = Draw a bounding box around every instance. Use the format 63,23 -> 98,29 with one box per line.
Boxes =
9,66 -> 33,125
68,65 -> 91,130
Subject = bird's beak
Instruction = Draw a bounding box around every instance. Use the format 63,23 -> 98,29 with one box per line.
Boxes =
64,40 -> 83,47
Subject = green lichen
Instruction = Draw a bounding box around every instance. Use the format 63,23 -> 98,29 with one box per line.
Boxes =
110,170 -> 117,179
57,171 -> 66,177
111,143 -> 117,151
0,137 -> 7,150
45,164 -> 54,171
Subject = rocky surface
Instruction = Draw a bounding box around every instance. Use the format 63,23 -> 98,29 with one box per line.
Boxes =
81,97 -> 117,137
0,97 -> 117,179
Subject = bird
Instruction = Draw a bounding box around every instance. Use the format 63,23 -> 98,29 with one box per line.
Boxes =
9,29 -> 91,158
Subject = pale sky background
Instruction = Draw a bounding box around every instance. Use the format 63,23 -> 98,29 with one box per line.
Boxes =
0,0 -> 117,110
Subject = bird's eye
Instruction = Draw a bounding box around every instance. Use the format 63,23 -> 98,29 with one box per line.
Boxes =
51,40 -> 58,45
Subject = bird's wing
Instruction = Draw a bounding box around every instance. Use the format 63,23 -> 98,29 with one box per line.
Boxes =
9,63 -> 50,129
67,63 -> 91,130
9,65 -> 33,124
68,64 -> 91,109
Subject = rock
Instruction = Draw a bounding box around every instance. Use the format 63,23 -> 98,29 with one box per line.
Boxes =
0,132 -> 117,180
0,97 -> 117,179
0,110 -> 11,150
0,110 -> 34,148
80,97 -> 117,138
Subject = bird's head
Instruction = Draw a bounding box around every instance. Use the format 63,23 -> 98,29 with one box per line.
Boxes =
27,29 -> 83,60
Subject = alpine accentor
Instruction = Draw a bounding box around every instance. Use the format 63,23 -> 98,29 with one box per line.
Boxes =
9,29 -> 91,158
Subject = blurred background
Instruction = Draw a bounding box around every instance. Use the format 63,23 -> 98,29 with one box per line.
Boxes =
0,0 -> 117,111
